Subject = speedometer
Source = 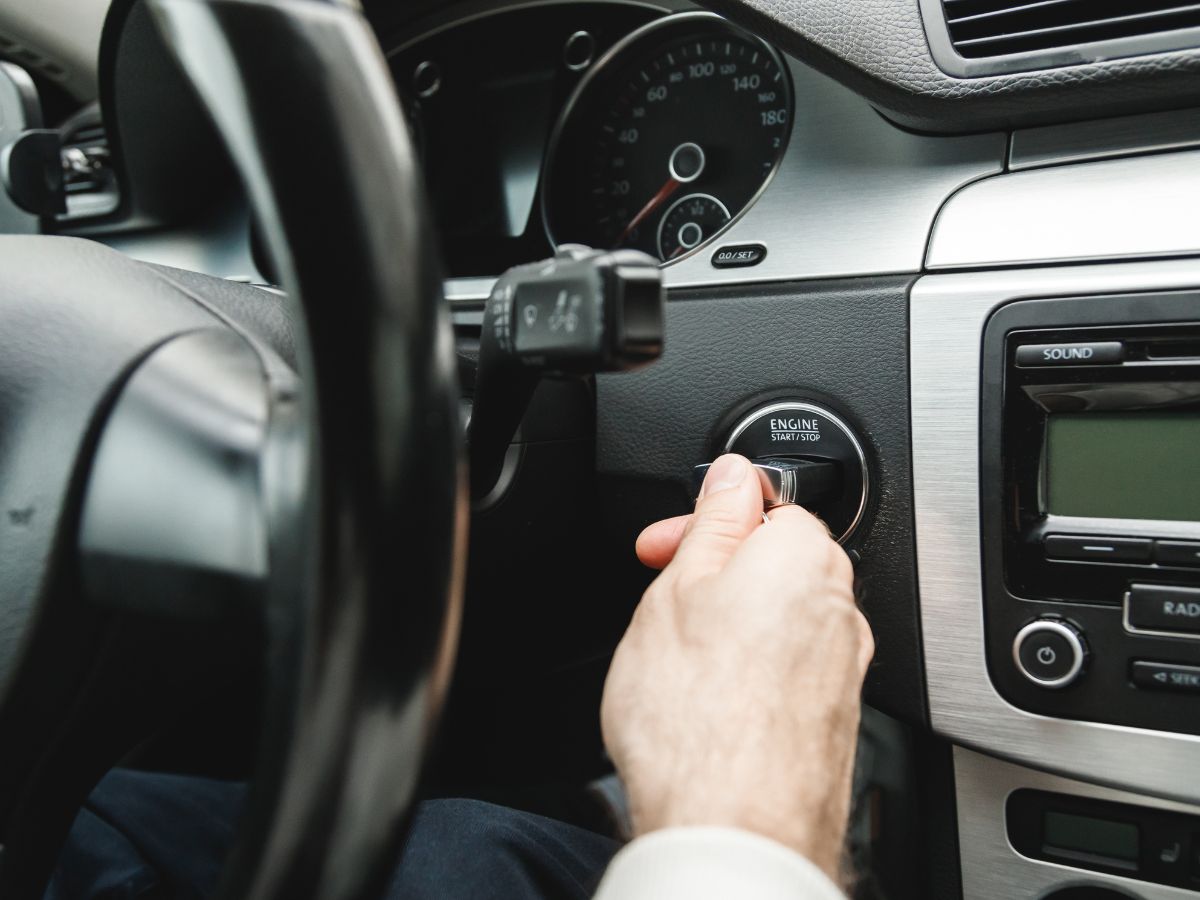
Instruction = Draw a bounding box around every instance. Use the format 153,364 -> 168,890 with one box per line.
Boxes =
542,12 -> 792,264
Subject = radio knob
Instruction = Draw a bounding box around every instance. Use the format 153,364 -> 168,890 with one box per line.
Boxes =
1013,619 -> 1088,689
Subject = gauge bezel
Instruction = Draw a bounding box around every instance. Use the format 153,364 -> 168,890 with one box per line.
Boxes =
656,192 -> 731,260
539,10 -> 794,267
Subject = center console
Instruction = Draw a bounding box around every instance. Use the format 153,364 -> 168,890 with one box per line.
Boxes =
911,259 -> 1200,898
981,293 -> 1200,734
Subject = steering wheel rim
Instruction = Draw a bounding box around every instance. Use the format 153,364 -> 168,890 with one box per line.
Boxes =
152,0 -> 467,895
0,0 -> 465,896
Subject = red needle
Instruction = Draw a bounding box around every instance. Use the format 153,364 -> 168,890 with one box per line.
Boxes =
614,177 -> 680,247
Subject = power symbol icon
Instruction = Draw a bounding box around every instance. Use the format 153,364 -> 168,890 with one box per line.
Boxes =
1015,620 -> 1086,688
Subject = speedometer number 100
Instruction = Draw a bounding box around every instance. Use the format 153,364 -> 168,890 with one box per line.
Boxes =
542,15 -> 794,263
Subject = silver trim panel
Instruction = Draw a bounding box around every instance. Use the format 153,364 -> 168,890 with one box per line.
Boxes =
927,149 -> 1200,271
910,260 -> 1200,805
1011,107 -> 1200,171
955,747 -> 1200,900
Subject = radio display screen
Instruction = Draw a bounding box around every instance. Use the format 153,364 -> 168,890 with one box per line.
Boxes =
1045,412 -> 1200,521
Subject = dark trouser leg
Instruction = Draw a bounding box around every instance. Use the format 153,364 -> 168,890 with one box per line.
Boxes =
46,769 -> 246,900
387,799 -> 619,900
49,772 -> 618,900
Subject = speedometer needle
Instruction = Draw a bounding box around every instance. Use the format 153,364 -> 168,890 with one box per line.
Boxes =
613,142 -> 706,249
614,177 -> 679,248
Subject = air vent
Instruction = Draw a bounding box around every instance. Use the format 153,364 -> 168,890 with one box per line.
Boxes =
942,0 -> 1200,59
58,110 -> 119,221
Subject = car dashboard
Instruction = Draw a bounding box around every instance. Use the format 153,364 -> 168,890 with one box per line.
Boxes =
381,2 -> 1006,294
20,0 -> 1200,896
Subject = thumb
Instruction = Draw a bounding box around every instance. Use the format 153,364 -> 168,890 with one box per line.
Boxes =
665,454 -> 764,583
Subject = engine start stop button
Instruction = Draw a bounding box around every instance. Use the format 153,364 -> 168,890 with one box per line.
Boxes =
723,400 -> 868,542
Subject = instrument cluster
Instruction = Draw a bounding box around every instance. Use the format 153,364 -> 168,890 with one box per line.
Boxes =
386,5 -> 793,277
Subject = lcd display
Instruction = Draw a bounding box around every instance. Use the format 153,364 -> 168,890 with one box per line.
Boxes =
1045,413 -> 1200,521
424,67 -> 556,239
1043,810 -> 1139,864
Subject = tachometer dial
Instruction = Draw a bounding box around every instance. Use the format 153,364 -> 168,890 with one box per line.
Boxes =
542,12 -> 792,263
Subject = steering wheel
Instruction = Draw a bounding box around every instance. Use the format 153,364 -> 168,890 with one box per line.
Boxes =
0,0 -> 464,896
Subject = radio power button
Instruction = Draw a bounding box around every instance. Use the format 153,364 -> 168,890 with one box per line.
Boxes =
1013,619 -> 1088,689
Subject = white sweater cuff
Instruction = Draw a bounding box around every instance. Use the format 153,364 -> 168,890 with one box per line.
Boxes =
592,827 -> 846,900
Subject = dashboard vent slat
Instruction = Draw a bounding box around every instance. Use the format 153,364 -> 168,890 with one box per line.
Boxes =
940,0 -> 1200,59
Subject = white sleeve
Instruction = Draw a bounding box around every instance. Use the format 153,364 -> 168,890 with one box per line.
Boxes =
591,827 -> 847,900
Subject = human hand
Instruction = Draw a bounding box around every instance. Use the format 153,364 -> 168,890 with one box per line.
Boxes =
600,453 -> 873,881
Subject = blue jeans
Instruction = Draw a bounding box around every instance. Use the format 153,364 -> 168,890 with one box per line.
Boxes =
47,770 -> 619,900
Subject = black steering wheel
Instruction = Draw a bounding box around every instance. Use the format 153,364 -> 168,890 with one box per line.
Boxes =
0,0 -> 464,896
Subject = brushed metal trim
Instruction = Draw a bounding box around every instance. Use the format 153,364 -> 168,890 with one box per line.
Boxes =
910,260 -> 1200,805
955,746 -> 1200,900
1011,107 -> 1200,171
927,149 -> 1200,270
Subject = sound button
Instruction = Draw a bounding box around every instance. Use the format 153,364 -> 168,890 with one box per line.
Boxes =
1014,341 -> 1124,367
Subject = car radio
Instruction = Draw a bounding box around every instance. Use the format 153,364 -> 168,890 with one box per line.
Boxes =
980,292 -> 1200,734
